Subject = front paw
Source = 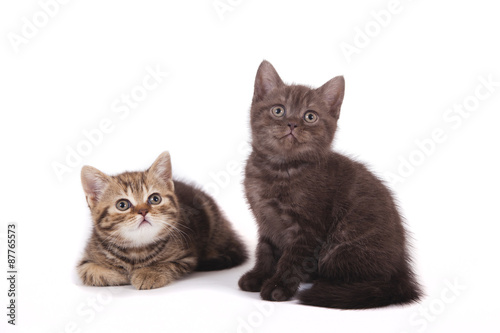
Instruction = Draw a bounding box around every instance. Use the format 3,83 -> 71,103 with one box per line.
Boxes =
239,270 -> 267,292
130,268 -> 170,290
260,277 -> 296,302
78,262 -> 129,286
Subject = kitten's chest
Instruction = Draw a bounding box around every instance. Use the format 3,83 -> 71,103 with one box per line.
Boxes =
245,161 -> 331,246
246,159 -> 328,207
101,238 -> 190,271
247,168 -> 311,206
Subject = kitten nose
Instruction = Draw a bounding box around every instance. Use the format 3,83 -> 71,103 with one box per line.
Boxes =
288,122 -> 298,130
138,209 -> 148,217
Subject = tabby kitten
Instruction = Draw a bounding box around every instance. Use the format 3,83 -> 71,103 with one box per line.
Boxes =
238,61 -> 422,309
78,152 -> 247,290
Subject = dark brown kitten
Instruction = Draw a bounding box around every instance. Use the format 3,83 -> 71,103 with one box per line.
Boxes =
238,61 -> 421,309
78,152 -> 247,290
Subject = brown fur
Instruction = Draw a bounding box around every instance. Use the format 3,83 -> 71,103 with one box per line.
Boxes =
238,61 -> 422,309
78,152 -> 247,290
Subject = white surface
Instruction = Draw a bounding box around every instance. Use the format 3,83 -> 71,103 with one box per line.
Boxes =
1,0 -> 499,332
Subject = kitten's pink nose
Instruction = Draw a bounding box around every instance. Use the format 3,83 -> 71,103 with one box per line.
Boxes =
138,209 -> 148,217
288,122 -> 298,131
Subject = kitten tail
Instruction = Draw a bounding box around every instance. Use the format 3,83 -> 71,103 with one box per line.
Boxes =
299,275 -> 422,310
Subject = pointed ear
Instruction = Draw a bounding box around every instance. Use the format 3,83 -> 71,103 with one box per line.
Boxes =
253,60 -> 284,103
148,151 -> 173,186
316,76 -> 345,119
81,166 -> 110,208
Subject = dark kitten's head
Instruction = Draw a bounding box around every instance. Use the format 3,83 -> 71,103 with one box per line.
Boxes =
81,152 -> 180,248
250,60 -> 344,162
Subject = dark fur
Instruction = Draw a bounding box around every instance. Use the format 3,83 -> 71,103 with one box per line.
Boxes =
174,180 -> 248,272
238,61 -> 422,309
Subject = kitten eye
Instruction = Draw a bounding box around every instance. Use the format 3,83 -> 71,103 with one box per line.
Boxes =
116,199 -> 131,211
304,111 -> 318,123
148,193 -> 162,205
271,106 -> 285,117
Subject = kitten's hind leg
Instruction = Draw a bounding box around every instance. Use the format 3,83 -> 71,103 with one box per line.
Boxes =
197,235 -> 248,271
192,190 -> 248,271
238,237 -> 279,292
78,260 -> 129,286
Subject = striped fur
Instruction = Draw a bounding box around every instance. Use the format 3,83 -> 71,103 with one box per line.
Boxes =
78,152 -> 247,290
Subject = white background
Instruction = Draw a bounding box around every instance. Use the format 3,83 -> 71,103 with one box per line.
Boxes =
1,0 -> 499,332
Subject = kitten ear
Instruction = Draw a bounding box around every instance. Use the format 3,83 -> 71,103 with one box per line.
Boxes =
81,166 -> 110,207
316,76 -> 345,119
253,60 -> 284,103
149,151 -> 173,186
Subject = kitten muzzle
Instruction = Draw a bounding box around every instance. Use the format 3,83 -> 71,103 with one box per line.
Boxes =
139,218 -> 152,227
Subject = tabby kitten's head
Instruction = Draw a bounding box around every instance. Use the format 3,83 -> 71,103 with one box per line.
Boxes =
81,152 -> 180,248
250,61 -> 345,162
